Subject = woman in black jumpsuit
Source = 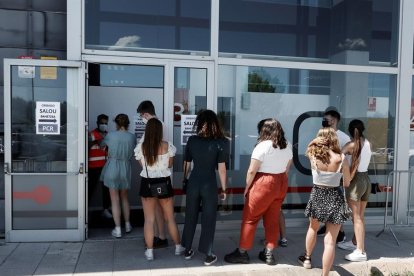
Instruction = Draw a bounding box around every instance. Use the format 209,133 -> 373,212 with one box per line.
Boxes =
182,110 -> 227,266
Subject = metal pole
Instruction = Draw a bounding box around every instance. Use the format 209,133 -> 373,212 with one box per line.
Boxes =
376,171 -> 400,246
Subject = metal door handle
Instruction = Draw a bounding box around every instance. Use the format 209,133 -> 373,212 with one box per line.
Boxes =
4,163 -> 10,174
78,163 -> 84,174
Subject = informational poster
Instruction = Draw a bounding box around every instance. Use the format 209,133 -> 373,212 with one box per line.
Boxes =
36,101 -> 60,135
134,114 -> 146,141
18,66 -> 35,78
40,56 -> 57,80
181,115 -> 197,145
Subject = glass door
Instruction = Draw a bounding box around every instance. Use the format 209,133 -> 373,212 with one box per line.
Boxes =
4,59 -> 86,242
168,61 -> 214,222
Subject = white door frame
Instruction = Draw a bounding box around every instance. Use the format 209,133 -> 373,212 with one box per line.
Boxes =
81,55 -> 215,142
4,59 -> 86,242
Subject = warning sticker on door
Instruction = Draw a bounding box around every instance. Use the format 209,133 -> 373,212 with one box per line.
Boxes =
36,101 -> 61,135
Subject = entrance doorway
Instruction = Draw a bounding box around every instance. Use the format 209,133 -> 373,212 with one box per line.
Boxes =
85,59 -> 213,239
86,63 -> 164,236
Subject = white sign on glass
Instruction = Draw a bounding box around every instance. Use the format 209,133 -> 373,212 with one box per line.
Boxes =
36,101 -> 61,135
181,115 -> 197,145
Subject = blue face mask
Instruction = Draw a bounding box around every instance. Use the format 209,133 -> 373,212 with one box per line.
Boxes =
98,124 -> 108,132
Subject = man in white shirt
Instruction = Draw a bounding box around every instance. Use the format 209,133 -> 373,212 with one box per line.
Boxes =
318,106 -> 351,243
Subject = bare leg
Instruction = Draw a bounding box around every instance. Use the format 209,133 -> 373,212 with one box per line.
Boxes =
279,210 -> 286,239
154,200 -> 166,239
305,218 -> 319,256
109,188 -> 121,227
120,189 -> 130,224
322,223 -> 341,276
142,197 -> 156,249
159,197 -> 181,245
349,199 -> 366,252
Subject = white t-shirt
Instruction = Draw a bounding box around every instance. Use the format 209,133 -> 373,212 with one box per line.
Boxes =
337,129 -> 350,149
138,117 -> 168,144
134,141 -> 176,178
251,140 -> 293,174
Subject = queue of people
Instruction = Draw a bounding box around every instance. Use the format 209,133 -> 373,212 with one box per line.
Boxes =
89,103 -> 372,271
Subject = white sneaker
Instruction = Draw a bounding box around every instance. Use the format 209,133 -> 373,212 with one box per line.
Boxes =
345,249 -> 367,262
175,245 -> 186,256
145,249 -> 154,260
102,209 -> 113,219
338,240 -> 357,251
125,222 -> 132,233
111,228 -> 122,238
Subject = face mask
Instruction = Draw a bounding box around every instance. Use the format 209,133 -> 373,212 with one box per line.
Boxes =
142,117 -> 148,124
99,124 -> 108,132
322,118 -> 330,128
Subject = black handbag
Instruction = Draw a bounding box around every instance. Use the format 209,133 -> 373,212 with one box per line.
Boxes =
371,158 -> 380,194
145,162 -> 170,197
371,182 -> 380,194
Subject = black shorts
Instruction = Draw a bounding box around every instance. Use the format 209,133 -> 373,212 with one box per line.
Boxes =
139,176 -> 174,199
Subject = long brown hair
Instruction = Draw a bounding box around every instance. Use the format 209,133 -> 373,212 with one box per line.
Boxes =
348,119 -> 365,178
306,127 -> 341,164
142,118 -> 163,166
194,109 -> 224,139
257,118 -> 287,149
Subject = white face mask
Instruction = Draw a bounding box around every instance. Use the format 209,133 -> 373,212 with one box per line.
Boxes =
99,124 -> 108,132
142,117 -> 148,124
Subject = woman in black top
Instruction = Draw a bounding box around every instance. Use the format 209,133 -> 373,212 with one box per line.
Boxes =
182,110 -> 227,266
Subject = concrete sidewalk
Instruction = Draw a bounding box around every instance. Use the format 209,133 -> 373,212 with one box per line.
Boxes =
0,225 -> 413,276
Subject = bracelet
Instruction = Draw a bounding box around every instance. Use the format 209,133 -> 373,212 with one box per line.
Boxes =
221,188 -> 228,193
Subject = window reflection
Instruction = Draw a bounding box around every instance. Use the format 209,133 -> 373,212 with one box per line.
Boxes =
218,65 -> 396,216
85,0 -> 211,54
219,0 -> 399,65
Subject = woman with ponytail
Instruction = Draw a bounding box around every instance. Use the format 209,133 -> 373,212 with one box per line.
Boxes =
338,119 -> 372,262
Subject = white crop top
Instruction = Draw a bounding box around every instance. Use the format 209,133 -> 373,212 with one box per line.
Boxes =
357,139 -> 372,172
311,154 -> 345,187
134,141 -> 176,178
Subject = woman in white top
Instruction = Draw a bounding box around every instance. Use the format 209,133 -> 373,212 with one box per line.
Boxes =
339,119 -> 372,262
225,118 -> 292,266
134,118 -> 184,260
298,127 -> 351,276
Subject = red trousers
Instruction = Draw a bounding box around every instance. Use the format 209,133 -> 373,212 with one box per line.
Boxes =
239,172 -> 288,250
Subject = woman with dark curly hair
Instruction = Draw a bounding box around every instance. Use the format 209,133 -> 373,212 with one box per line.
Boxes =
298,127 -> 351,276
100,114 -> 136,238
181,109 -> 227,266
225,118 -> 292,266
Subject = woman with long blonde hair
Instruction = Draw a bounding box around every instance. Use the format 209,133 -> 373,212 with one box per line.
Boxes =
298,127 -> 351,276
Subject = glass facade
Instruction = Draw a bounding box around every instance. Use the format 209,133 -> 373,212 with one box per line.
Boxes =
2,0 -> 414,237
85,0 -> 211,54
217,65 -> 396,216
219,0 -> 399,65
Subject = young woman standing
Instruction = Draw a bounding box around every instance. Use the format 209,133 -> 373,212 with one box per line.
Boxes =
338,119 -> 372,262
298,127 -> 351,276
181,110 -> 227,266
225,118 -> 292,266
135,118 -> 184,260
100,114 -> 136,238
